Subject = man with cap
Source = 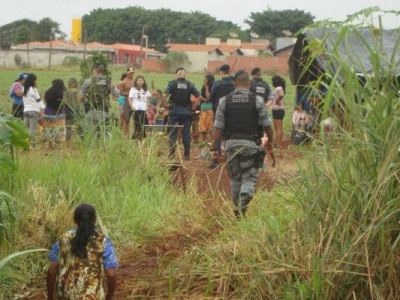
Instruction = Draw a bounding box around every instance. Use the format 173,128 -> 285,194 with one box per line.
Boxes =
80,62 -> 119,138
9,73 -> 27,119
210,70 -> 275,217
117,67 -> 135,138
249,67 -> 274,106
163,67 -> 200,161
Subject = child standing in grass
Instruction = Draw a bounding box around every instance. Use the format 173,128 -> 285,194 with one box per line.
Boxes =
47,203 -> 118,300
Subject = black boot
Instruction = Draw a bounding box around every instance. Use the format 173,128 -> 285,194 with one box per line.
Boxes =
238,193 -> 252,216
184,147 -> 190,161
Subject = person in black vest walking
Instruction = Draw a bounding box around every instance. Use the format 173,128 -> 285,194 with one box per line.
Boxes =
249,67 -> 274,106
207,64 -> 235,169
210,70 -> 275,217
163,67 -> 200,161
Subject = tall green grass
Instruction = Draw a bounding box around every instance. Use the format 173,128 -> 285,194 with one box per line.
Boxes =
0,62 -> 296,297
0,130 -> 204,297
136,16 -> 400,299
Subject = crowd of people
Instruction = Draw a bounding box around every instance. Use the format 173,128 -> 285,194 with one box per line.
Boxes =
7,64 -> 290,217
6,64 -> 297,297
8,63 -> 291,152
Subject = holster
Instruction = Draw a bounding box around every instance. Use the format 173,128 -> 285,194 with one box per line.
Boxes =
254,148 -> 266,168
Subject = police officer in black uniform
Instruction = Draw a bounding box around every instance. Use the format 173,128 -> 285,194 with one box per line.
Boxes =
163,67 -> 200,161
249,67 -> 274,106
207,64 -> 235,169
210,70 -> 275,217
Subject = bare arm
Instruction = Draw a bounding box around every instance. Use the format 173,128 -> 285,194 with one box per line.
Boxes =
210,128 -> 223,160
106,268 -> 117,300
275,88 -> 284,104
128,97 -> 135,111
47,261 -> 59,300
264,125 -> 275,167
14,88 -> 23,98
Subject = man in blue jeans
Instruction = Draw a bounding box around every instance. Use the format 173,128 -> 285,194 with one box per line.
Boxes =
164,67 -> 200,161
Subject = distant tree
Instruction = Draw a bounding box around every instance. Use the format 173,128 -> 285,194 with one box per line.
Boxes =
0,19 -> 36,49
14,25 -> 33,45
0,18 -> 65,49
161,51 -> 191,73
245,9 -> 314,38
35,18 -> 63,41
82,6 -> 246,51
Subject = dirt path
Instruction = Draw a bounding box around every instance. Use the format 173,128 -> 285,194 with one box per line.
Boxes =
114,141 -> 302,298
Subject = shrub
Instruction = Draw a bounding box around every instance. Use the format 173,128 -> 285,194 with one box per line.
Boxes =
161,51 -> 191,73
13,54 -> 22,67
62,56 -> 82,67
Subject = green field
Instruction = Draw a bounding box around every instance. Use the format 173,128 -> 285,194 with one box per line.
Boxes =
1,33 -> 400,299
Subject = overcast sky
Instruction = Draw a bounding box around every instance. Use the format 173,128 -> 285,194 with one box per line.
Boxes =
1,0 -> 399,38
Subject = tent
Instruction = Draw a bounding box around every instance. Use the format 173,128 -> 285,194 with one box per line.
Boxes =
288,26 -> 400,87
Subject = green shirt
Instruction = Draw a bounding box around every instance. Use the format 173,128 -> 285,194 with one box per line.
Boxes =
201,101 -> 213,111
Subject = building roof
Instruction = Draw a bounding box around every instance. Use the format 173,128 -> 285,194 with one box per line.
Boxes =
110,43 -> 159,54
274,44 -> 295,55
165,41 -> 271,56
165,43 -> 221,52
12,40 -> 161,55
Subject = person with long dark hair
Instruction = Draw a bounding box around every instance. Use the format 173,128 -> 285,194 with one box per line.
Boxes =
43,79 -> 66,142
23,73 -> 44,144
199,74 -> 215,142
47,203 -> 118,300
271,75 -> 286,148
128,75 -> 152,140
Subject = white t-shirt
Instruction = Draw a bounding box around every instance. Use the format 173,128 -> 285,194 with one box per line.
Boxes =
129,87 -> 151,111
23,87 -> 42,112
271,86 -> 284,110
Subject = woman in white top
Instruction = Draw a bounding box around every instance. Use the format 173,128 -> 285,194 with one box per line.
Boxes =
271,75 -> 286,148
23,73 -> 44,143
128,75 -> 152,140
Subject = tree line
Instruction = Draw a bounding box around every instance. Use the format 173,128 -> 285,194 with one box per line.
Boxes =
0,6 -> 314,51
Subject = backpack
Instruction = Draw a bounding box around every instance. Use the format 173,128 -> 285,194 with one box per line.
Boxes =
87,76 -> 111,112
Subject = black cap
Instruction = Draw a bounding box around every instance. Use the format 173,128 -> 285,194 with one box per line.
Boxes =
233,69 -> 248,81
251,67 -> 261,75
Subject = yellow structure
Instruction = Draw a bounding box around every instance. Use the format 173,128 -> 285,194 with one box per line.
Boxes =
71,18 -> 82,43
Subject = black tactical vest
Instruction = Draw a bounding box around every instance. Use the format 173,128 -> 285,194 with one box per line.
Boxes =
250,78 -> 270,103
213,79 -> 234,112
87,76 -> 111,112
169,78 -> 192,108
224,91 -> 260,142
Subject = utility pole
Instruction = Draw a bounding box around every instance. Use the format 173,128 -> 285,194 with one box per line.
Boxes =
139,25 -> 147,69
83,28 -> 87,61
48,28 -> 53,70
26,42 -> 30,66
